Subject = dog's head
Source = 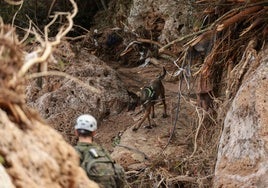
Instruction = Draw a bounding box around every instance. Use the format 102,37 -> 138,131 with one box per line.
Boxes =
127,90 -> 141,111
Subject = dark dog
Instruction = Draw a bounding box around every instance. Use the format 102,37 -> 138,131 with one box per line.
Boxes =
130,67 -> 168,131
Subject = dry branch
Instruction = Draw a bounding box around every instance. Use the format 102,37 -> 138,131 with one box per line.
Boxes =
140,38 -> 179,57
160,2 -> 268,52
240,18 -> 262,36
189,30 -> 214,48
137,38 -> 162,47
159,28 -> 210,53
14,0 -> 78,80
216,6 -> 263,31
0,0 -> 81,129
120,41 -> 141,56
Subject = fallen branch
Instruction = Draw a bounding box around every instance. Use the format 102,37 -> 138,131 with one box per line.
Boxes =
11,0 -> 23,28
137,38 -> 162,47
159,28 -> 210,53
120,41 -> 141,56
216,6 -> 263,31
240,17 -> 262,36
138,38 -> 179,58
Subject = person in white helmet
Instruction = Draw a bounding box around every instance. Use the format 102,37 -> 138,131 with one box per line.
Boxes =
74,114 -> 98,144
74,114 -> 126,188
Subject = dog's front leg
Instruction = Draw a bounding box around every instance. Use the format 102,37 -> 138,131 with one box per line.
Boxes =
151,104 -> 155,118
132,108 -> 151,131
147,106 -> 158,128
161,97 -> 168,118
147,106 -> 152,126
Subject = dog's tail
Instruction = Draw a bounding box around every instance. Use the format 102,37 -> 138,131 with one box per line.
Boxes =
158,67 -> 166,80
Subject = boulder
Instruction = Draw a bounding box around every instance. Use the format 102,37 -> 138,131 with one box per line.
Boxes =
214,47 -> 268,187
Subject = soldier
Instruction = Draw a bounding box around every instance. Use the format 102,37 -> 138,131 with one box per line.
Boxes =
74,114 -> 126,188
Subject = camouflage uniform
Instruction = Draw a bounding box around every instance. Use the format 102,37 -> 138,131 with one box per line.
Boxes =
75,142 -> 125,188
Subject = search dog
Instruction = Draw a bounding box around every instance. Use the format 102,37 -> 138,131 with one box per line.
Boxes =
129,67 -> 167,131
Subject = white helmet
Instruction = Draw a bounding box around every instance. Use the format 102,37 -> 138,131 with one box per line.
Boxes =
75,114 -> 97,132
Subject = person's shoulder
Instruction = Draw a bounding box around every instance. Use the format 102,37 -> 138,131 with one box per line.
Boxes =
91,142 -> 104,149
76,142 -> 94,147
75,142 -> 93,152
91,143 -> 112,157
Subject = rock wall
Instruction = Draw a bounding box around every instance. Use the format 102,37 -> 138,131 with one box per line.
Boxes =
214,46 -> 268,187
26,49 -> 129,144
127,0 -> 193,43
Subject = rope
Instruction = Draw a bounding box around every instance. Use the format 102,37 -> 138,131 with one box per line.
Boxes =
163,48 -> 191,150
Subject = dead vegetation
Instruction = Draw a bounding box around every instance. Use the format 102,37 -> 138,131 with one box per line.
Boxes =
163,1 -> 268,110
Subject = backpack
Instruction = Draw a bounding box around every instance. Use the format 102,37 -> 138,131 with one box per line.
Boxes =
75,143 -> 125,188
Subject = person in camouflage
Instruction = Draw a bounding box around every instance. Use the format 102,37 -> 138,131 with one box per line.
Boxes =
74,114 -> 126,188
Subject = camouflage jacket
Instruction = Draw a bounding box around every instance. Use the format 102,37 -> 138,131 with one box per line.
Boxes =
75,142 -> 125,188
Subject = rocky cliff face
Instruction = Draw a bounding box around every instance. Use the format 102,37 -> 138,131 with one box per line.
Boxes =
26,49 -> 129,145
214,46 -> 268,187
127,0 -> 192,42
